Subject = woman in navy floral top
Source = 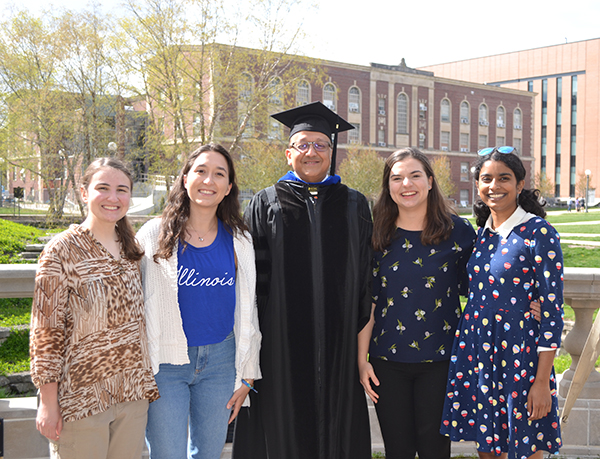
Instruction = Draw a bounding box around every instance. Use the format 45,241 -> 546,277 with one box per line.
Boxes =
358,148 -> 476,459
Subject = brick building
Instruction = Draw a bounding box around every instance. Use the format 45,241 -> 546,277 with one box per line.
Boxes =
420,38 -> 600,201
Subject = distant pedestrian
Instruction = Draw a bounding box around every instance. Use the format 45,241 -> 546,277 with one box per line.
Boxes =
575,197 -> 580,212
567,198 -> 574,212
581,197 -> 586,212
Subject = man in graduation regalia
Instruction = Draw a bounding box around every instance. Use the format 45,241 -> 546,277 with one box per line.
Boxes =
232,102 -> 373,459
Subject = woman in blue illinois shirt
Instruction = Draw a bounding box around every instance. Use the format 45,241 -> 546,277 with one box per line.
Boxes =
358,148 -> 476,459
440,148 -> 563,459
137,143 -> 261,459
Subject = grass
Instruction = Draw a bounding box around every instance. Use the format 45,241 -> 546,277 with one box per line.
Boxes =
0,218 -> 46,263
0,329 -> 30,375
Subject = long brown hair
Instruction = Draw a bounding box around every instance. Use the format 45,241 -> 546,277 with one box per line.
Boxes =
154,143 -> 247,262
372,148 -> 455,252
80,157 -> 144,261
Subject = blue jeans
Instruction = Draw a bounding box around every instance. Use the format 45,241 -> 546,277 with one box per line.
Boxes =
146,333 -> 236,459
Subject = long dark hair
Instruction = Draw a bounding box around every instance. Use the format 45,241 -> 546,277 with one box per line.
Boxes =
154,143 -> 247,261
473,151 -> 546,228
372,148 -> 455,252
80,157 -> 144,261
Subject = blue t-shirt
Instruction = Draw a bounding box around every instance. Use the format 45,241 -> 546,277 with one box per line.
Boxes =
371,215 -> 476,363
177,219 -> 235,346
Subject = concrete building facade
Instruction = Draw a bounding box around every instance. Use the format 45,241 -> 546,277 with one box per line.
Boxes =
420,38 -> 600,201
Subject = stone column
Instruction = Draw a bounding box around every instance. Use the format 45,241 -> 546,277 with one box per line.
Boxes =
559,268 -> 600,398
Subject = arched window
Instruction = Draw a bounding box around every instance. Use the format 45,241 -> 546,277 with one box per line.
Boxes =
348,87 -> 360,113
323,83 -> 336,111
396,93 -> 408,134
514,108 -> 522,129
268,77 -> 283,105
460,101 -> 469,123
296,80 -> 310,106
441,99 -> 450,122
479,104 -> 488,126
497,106 -> 505,128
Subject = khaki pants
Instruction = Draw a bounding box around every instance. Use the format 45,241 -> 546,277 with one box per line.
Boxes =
49,399 -> 149,459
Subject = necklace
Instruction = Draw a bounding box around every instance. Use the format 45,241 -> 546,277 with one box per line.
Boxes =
189,220 -> 217,242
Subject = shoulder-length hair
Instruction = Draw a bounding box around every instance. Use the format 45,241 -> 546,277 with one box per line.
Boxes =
80,157 -> 144,261
472,150 -> 546,228
154,143 -> 247,262
372,148 -> 455,252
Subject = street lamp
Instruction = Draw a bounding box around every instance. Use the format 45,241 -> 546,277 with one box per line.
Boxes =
585,169 -> 591,213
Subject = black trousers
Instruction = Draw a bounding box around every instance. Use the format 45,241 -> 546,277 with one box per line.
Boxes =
371,359 -> 451,459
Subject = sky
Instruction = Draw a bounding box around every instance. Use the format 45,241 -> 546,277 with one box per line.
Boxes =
9,0 -> 600,68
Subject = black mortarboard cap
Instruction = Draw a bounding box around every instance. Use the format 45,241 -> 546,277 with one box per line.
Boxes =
270,101 -> 354,175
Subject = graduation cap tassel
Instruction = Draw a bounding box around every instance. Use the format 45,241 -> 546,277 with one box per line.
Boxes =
329,121 -> 340,177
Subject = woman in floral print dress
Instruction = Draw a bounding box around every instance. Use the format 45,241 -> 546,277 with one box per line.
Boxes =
358,148 -> 476,459
440,147 -> 564,459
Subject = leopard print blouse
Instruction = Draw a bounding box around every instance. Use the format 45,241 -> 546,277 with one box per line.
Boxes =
30,225 -> 159,423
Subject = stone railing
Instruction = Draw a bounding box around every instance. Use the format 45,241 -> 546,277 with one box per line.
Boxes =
1,265 -> 600,457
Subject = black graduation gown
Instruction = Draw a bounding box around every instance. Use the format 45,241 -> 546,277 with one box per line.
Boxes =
233,180 -> 373,459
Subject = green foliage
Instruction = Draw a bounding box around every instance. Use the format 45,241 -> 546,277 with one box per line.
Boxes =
0,329 -> 30,376
0,218 -> 44,263
0,298 -> 31,327
236,140 -> 290,194
430,155 -> 456,199
338,146 -> 385,201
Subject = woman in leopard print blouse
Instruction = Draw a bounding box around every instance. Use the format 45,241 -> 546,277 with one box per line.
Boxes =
30,158 -> 159,459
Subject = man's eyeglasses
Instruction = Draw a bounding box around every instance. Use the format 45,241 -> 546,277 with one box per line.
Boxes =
478,146 -> 516,156
290,142 -> 332,154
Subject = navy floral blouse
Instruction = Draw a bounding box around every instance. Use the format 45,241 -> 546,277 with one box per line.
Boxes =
371,215 -> 476,363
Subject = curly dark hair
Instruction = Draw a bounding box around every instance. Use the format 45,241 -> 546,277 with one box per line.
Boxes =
473,150 -> 546,228
372,148 -> 455,252
80,157 -> 144,261
154,143 -> 247,262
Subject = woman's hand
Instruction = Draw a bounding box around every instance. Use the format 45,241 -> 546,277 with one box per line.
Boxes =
527,379 -> 552,421
36,382 -> 63,440
227,380 -> 253,424
359,360 -> 380,404
529,300 -> 541,321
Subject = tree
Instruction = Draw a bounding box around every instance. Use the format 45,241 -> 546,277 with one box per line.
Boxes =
235,139 -> 290,194
534,171 -> 555,199
338,145 -> 385,202
430,155 -> 456,199
576,171 -> 593,199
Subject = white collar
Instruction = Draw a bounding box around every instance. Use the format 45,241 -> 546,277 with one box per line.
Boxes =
483,206 -> 537,239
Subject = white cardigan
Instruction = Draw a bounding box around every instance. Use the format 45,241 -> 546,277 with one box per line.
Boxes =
137,218 -> 261,403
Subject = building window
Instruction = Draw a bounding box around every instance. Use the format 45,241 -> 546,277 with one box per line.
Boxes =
349,123 -> 360,143
460,162 -> 469,182
419,102 -> 427,120
460,189 -> 470,206
528,81 -> 533,92
378,98 -> 386,116
419,132 -> 425,149
441,99 -> 450,122
297,80 -> 310,106
239,73 -> 254,101
514,138 -> 522,155
496,136 -> 505,146
396,93 -> 408,134
268,119 -> 281,140
323,83 -> 336,111
460,133 -> 469,152
478,134 -> 487,150
460,101 -> 469,123
479,104 -> 488,126
348,87 -> 360,113
497,106 -> 505,128
378,129 -> 386,146
514,108 -> 522,129
441,131 -> 450,151
268,77 -> 283,105
193,113 -> 201,136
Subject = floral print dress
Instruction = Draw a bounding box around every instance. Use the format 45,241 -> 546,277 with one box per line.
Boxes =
440,215 -> 564,459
